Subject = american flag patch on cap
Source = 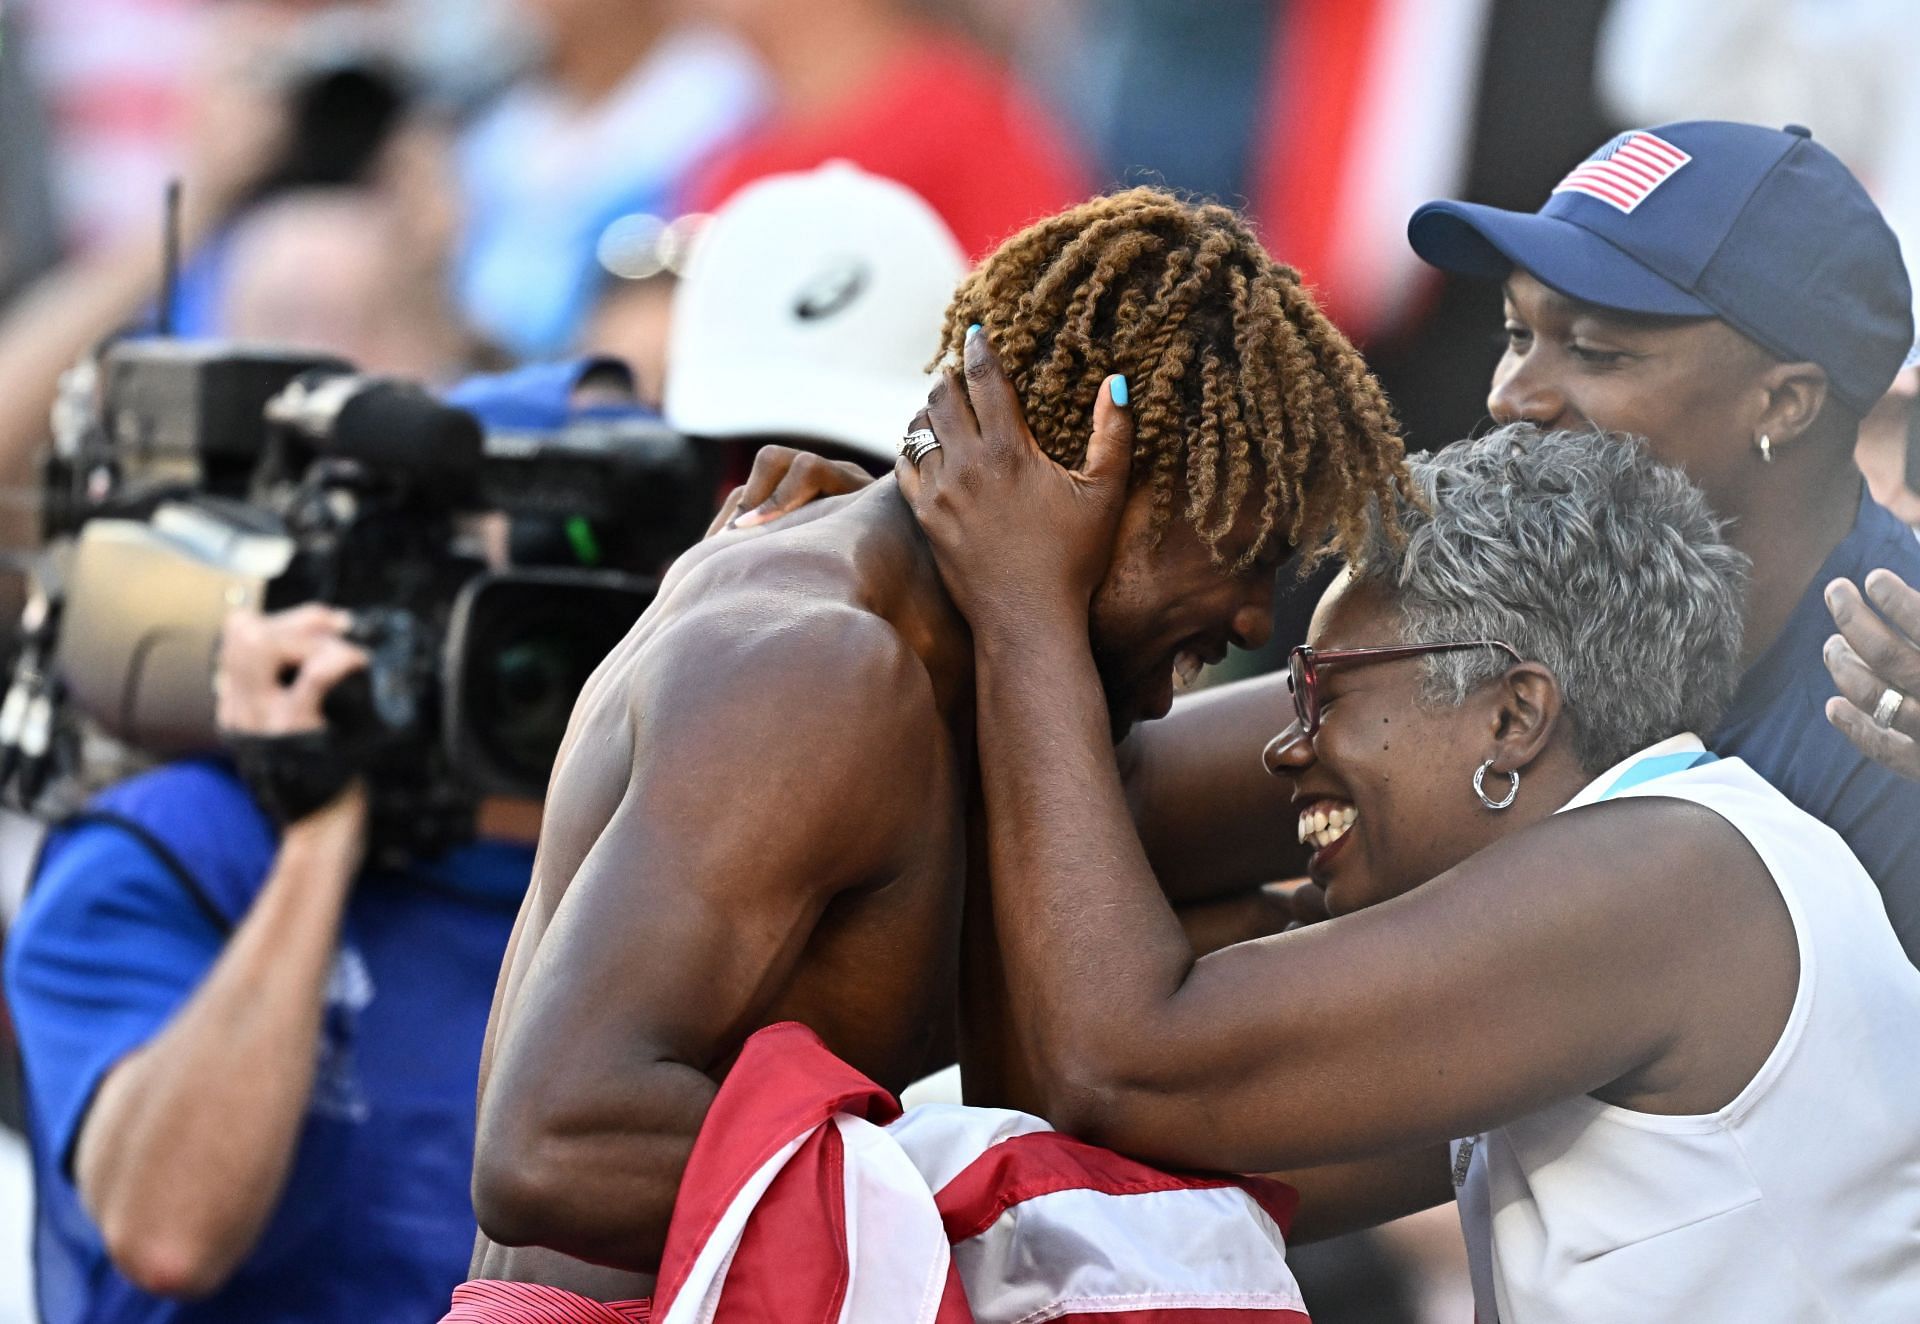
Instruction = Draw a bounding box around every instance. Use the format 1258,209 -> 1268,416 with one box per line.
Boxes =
1552,131 -> 1692,214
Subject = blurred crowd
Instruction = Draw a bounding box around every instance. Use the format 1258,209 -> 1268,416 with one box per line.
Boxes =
0,2 -> 1917,1322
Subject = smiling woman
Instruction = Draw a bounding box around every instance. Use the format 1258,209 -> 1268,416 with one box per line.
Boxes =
1268,426 -> 1746,917
895,350 -> 1920,1319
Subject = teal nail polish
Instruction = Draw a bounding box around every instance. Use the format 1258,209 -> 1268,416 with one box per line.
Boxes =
1110,375 -> 1129,407
966,323 -> 983,341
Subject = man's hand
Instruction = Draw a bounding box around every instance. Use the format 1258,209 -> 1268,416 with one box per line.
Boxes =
895,328 -> 1134,631
215,605 -> 368,736
216,604 -> 372,844
706,445 -> 875,537
1824,571 -> 1920,779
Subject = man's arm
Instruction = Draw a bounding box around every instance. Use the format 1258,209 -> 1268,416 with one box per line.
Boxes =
71,792 -> 365,1299
4,607 -> 368,1299
471,602 -> 949,1271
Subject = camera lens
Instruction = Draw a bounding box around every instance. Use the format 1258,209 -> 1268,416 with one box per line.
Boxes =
476,627 -> 591,782
453,575 -> 651,795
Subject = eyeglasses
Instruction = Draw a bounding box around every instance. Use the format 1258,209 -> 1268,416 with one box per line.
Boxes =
1275,639 -> 1524,753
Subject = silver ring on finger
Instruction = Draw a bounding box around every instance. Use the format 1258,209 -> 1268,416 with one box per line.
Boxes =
900,428 -> 942,465
1874,686 -> 1907,729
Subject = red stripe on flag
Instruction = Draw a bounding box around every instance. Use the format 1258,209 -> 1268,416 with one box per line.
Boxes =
1600,154 -> 1661,187
1613,147 -> 1679,181
711,1121 -> 852,1324
936,1130 -> 1299,1243
1558,176 -> 1639,209
1560,165 -> 1645,196
1631,134 -> 1687,167
1616,140 -> 1676,168
651,1023 -> 898,1313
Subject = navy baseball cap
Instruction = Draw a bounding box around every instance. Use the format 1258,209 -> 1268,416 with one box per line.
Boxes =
1408,121 -> 1913,417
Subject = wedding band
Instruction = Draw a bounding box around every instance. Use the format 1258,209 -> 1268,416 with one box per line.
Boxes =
900,428 -> 941,465
1874,687 -> 1906,729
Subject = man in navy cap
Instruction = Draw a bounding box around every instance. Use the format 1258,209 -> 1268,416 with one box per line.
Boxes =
728,120 -> 1920,967
1404,120 -> 1920,963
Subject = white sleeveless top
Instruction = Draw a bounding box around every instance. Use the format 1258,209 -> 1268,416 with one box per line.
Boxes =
1453,735 -> 1920,1323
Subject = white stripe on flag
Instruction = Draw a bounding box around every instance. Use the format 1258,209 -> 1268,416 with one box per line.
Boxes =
834,1115 -> 953,1324
953,1185 -> 1306,1324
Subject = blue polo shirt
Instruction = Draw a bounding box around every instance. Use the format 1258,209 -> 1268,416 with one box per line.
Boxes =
1712,487 -> 1920,965
2,760 -> 531,1323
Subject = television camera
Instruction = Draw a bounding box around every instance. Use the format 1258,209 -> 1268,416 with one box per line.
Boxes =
4,341 -> 714,858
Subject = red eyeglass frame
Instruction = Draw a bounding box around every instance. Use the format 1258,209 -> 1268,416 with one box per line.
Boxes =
1282,640 -> 1524,745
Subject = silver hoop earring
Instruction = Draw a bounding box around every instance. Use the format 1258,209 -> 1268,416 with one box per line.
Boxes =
1473,758 -> 1519,810
1756,433 -> 1773,463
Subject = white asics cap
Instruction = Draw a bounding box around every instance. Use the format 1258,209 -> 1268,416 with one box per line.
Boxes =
664,162 -> 966,462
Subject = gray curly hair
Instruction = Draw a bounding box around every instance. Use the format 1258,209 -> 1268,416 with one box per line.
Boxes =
1352,424 -> 1750,772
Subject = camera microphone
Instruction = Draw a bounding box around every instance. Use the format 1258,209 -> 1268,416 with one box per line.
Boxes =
266,372 -> 483,491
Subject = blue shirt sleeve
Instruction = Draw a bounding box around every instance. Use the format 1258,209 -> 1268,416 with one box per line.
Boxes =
3,823 -> 228,1177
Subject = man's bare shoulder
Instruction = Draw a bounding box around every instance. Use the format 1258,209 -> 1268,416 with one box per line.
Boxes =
612,498 -> 938,730
623,576 -> 928,731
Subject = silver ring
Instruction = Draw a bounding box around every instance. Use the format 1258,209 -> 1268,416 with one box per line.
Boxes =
1874,686 -> 1906,729
900,428 -> 941,465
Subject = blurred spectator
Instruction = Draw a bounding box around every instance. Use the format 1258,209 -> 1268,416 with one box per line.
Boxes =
575,210 -> 710,407
453,0 -> 766,359
0,3 -> 304,601
579,273 -> 678,408
10,0 -> 203,252
1316,0 -> 1621,455
222,186 -> 473,382
10,0 -> 527,253
1854,363 -> 1920,527
0,6 -> 63,304
1249,0 -> 1492,349
1599,0 -> 1920,323
665,162 -> 964,508
680,0 -> 1090,258
0,3 -> 487,615
1029,0 -> 1275,203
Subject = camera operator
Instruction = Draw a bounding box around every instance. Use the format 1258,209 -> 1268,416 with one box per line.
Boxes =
2,602 -> 537,1320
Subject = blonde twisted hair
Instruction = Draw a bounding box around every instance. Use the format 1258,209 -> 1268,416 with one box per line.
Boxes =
938,188 -> 1408,566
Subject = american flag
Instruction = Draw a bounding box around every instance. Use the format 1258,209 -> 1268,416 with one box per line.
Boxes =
439,1023 -> 1310,1324
1552,131 -> 1692,214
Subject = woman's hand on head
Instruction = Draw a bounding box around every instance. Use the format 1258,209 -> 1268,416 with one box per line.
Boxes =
1824,569 -> 1920,779
896,327 -> 1134,633
707,445 -> 875,537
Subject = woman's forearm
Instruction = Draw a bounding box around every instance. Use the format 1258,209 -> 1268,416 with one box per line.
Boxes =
971,614 -> 1199,1124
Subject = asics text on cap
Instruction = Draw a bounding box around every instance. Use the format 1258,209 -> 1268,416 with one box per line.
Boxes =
1407,121 -> 1914,417
665,162 -> 967,462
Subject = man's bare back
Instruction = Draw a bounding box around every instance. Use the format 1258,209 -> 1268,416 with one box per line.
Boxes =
467,480 -> 981,1298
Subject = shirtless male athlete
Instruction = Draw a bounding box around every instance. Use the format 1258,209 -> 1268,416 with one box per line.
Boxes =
459,189 -> 1407,1307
